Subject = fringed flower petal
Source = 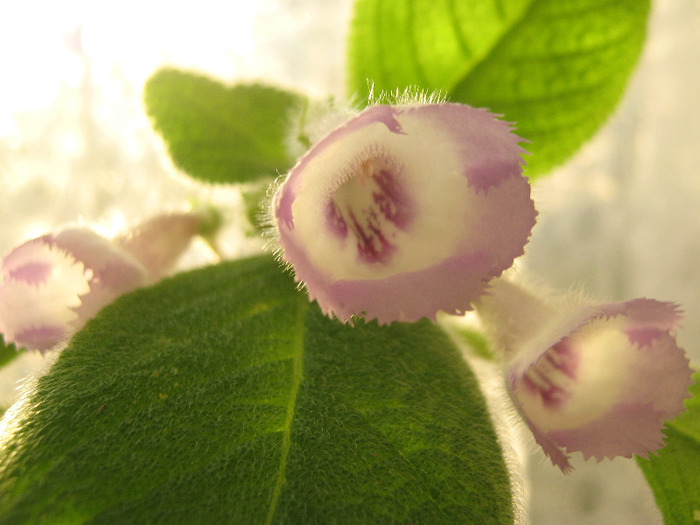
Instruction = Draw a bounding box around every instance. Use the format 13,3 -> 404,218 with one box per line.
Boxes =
273,103 -> 536,323
0,211 -> 208,351
508,297 -> 692,472
0,239 -> 93,351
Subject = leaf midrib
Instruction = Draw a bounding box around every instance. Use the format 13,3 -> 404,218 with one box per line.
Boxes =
442,0 -> 639,96
443,0 -> 539,94
264,298 -> 308,524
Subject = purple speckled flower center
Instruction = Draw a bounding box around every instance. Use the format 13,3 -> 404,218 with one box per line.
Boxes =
522,339 -> 579,409
326,155 -> 414,265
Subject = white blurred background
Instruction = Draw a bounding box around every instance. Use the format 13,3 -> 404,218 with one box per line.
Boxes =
0,1 -> 698,523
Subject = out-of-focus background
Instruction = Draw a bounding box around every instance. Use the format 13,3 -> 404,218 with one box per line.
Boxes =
0,1 -> 698,523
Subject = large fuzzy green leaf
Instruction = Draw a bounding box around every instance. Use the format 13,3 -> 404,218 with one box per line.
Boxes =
638,372 -> 700,525
144,69 -> 304,184
0,256 -> 513,523
347,0 -> 650,177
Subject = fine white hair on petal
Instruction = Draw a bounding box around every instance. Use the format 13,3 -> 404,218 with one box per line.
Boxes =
366,84 -> 448,107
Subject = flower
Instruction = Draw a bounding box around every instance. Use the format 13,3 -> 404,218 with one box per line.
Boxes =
0,212 -> 207,351
477,279 -> 693,472
272,103 -> 536,324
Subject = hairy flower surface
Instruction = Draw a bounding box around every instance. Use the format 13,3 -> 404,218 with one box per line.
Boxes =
273,103 -> 536,323
0,212 -> 206,351
478,280 -> 693,472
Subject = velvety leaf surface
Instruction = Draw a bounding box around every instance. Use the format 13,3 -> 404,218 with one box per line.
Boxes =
144,69 -> 303,184
347,0 -> 650,177
638,372 -> 700,525
0,256 -> 513,524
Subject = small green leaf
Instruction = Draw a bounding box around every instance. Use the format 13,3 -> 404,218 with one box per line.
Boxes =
450,325 -> 495,361
242,177 -> 275,235
0,256 -> 513,523
144,68 -> 304,184
0,334 -> 23,370
348,0 -> 650,177
638,372 -> 700,525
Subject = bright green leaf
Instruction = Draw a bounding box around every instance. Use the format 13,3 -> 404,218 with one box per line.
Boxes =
0,256 -> 513,523
144,68 -> 304,184
348,0 -> 532,96
347,0 -> 650,177
638,372 -> 700,525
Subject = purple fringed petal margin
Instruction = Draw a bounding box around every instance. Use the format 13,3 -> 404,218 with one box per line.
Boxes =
50,230 -> 149,323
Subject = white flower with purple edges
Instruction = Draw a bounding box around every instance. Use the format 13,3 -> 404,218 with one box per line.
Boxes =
0,212 -> 207,352
0,230 -> 147,352
478,280 -> 693,473
272,102 -> 537,323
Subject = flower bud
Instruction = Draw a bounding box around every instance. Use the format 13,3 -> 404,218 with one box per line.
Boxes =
478,280 -> 693,472
272,103 -> 536,323
116,211 -> 208,281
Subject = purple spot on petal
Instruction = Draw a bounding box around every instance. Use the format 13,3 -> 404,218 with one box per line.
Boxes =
372,169 -> 413,228
7,262 -> 54,284
626,327 -> 664,347
550,339 -> 579,379
521,340 -> 579,409
329,155 -> 414,265
348,209 -> 396,264
325,200 -> 348,239
522,373 -> 568,409
15,325 -> 67,352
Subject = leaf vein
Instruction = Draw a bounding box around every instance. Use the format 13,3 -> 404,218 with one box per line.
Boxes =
264,301 -> 307,524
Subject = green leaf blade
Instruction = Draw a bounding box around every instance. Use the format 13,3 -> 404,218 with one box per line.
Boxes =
347,0 -> 650,178
276,310 -> 513,522
348,0 -> 533,99
144,69 -> 304,184
0,256 -> 513,523
451,0 -> 650,176
638,372 -> 700,525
